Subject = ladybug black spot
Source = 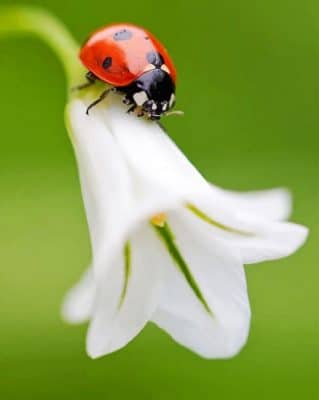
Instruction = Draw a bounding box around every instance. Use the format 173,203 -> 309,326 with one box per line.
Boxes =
113,29 -> 133,41
145,36 -> 150,40
146,51 -> 164,68
102,56 -> 112,69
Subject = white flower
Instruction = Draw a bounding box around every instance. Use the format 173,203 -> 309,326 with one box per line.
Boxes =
62,92 -> 308,359
0,6 -> 308,360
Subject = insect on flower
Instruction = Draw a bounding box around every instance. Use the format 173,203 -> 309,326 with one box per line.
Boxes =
78,23 -> 183,119
0,7 -> 309,360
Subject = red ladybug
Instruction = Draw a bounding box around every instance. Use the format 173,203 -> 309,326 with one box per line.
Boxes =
79,23 -> 178,120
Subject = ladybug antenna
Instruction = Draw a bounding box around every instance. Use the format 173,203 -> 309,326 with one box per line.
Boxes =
165,110 -> 185,117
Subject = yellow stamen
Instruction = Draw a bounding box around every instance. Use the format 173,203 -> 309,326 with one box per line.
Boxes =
150,213 -> 167,227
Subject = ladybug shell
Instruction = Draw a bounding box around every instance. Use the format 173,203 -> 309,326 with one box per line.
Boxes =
80,23 -> 177,87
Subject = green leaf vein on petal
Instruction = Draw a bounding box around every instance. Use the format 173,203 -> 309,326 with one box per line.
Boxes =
153,222 -> 213,315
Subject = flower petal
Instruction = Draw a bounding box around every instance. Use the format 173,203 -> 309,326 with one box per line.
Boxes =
186,199 -> 308,264
86,224 -> 163,358
152,212 -> 250,358
102,96 -> 210,200
66,99 -> 133,261
62,268 -> 94,324
212,187 -> 292,221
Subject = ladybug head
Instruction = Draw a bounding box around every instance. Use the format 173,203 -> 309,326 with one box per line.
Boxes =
142,98 -> 174,120
122,69 -> 176,120
139,69 -> 176,120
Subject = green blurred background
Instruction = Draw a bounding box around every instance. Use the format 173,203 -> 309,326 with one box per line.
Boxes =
0,0 -> 318,398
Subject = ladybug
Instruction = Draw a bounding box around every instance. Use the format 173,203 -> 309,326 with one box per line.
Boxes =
78,23 -> 179,120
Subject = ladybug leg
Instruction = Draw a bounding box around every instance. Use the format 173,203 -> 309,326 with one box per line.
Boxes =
127,104 -> 137,114
86,88 -> 113,115
72,71 -> 97,91
122,96 -> 133,105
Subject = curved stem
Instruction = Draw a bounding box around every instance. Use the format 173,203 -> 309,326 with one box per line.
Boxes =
0,6 -> 84,89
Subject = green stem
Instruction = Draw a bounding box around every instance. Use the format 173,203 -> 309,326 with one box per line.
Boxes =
0,6 -> 84,88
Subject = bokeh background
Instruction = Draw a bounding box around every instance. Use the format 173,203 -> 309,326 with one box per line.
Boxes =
0,0 -> 318,398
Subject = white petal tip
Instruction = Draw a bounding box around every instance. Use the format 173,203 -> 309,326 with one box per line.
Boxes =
195,321 -> 250,359
86,336 -> 116,359
284,223 -> 309,256
192,322 -> 251,359
242,222 -> 309,264
61,288 -> 93,325
60,269 -> 95,325
86,338 -> 106,359
196,347 -> 243,360
86,347 -> 103,359
154,304 -> 251,360
269,188 -> 292,219
61,301 -> 86,325
299,224 -> 309,238
201,336 -> 249,359
86,323 -> 125,359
